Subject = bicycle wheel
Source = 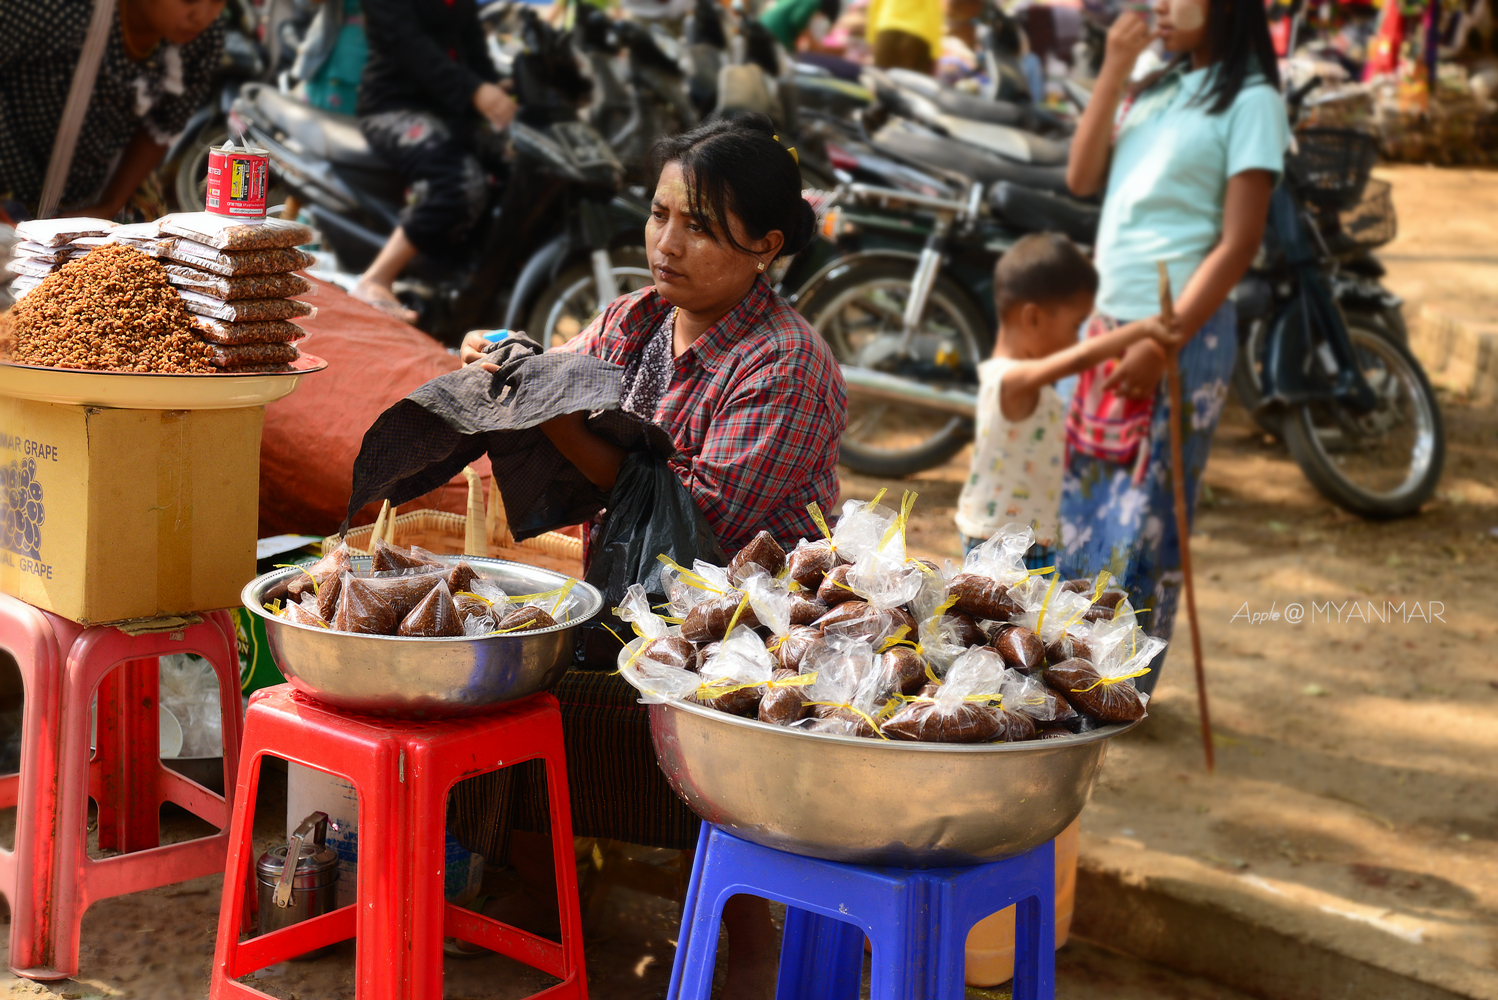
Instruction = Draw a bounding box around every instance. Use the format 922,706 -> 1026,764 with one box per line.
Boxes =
1281,316 -> 1444,518
526,248 -> 653,348
796,259 -> 990,478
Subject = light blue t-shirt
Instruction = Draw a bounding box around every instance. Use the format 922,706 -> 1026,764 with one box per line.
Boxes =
1093,65 -> 1290,320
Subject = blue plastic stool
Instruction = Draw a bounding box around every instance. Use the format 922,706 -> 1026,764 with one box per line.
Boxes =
667,824 -> 1056,1000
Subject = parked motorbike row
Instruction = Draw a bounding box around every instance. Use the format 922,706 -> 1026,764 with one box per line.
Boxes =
211,0 -> 1440,519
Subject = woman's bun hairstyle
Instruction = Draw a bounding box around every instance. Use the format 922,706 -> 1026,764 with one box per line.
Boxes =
651,112 -> 817,260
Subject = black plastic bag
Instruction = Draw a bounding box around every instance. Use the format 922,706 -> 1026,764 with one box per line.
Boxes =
585,452 -> 725,616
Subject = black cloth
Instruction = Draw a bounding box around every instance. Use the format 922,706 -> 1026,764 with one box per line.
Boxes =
346,336 -> 675,539
0,0 -> 223,209
357,0 -> 499,120
358,110 -> 488,258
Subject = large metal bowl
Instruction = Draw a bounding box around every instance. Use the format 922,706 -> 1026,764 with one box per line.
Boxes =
241,556 -> 602,718
650,700 -> 1134,867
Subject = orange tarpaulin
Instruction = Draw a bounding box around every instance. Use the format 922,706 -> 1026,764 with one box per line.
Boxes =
259,276 -> 491,537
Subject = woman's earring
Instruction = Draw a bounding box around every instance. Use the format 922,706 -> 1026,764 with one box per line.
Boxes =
757,261 -> 766,271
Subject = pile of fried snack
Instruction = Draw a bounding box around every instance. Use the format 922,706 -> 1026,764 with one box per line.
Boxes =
619,493 -> 1164,744
263,539 -> 580,637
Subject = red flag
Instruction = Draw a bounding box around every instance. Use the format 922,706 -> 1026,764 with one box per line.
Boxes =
1364,0 -> 1404,79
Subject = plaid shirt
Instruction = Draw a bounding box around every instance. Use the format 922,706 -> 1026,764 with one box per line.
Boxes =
561,278 -> 846,552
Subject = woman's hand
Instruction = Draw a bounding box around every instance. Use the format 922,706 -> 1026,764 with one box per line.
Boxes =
1102,11 -> 1156,79
460,329 -> 498,367
473,82 -> 517,131
1102,338 -> 1168,400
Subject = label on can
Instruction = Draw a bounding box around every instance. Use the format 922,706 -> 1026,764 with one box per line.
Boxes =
205,145 -> 270,218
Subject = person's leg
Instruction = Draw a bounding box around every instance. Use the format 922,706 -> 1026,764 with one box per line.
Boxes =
873,28 -> 935,73
354,226 -> 419,322
722,893 -> 779,1000
355,110 -> 487,322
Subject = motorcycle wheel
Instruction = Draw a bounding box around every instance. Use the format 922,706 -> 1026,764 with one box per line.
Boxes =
1233,305 -> 1407,439
172,119 -> 291,213
526,248 -> 653,348
796,259 -> 990,478
1231,316 -> 1283,437
1280,316 -> 1445,519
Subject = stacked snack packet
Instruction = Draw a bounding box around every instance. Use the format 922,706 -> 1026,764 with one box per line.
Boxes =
7,219 -> 116,301
155,213 -> 317,372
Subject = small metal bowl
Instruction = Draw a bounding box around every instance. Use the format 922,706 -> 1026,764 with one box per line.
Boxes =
650,699 -> 1135,867
241,556 -> 602,718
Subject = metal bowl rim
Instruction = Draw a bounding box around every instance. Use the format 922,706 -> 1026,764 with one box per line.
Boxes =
655,697 -> 1140,752
240,555 -> 601,641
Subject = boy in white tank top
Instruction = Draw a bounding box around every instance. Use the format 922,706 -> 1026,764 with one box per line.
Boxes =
956,233 -> 1177,564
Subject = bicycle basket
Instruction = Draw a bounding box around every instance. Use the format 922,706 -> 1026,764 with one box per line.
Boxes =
1336,178 -> 1397,250
1286,128 -> 1380,211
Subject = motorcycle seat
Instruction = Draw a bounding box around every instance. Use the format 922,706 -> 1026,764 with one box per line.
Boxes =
988,181 -> 1099,246
871,119 -> 1073,196
936,115 -> 1070,166
884,68 -> 1028,128
245,83 -> 388,170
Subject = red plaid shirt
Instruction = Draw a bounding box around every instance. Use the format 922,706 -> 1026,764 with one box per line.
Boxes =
560,278 -> 846,552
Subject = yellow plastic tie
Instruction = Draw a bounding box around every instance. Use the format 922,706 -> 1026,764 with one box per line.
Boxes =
723,591 -> 753,636
1071,665 -> 1151,694
806,501 -> 834,543
550,577 -> 578,618
655,554 -> 726,594
876,626 -> 913,653
1035,573 -> 1061,637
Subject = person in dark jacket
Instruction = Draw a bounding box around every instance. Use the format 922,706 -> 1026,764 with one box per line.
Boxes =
353,0 -> 516,321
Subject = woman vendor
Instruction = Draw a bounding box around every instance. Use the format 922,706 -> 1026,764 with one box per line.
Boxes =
1060,0 -> 1287,695
457,114 -> 845,996
0,0 -> 225,220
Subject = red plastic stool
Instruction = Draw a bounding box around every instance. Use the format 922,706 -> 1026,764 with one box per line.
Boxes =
0,593 -> 243,980
211,684 -> 589,1000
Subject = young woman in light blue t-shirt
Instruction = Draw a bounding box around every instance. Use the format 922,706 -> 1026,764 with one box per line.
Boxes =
1058,0 -> 1289,696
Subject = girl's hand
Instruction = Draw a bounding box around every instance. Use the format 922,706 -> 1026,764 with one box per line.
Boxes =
1102,338 -> 1167,400
473,82 -> 517,131
1102,11 -> 1156,79
1139,314 -> 1184,349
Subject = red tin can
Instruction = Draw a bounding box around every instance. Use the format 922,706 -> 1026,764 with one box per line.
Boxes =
205,143 -> 269,217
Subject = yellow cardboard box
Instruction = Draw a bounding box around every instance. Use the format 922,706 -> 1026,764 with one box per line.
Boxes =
0,400 -> 262,624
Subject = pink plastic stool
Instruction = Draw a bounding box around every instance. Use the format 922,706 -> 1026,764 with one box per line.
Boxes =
0,593 -> 243,980
211,685 -> 588,1000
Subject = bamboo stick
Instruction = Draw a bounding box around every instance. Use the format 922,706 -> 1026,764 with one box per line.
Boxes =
1158,261 -> 1215,773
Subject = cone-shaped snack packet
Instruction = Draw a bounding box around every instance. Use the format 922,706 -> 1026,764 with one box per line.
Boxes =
947,574 -> 1022,621
790,593 -> 829,625
816,564 -> 860,606
283,600 -> 329,629
314,571 -> 343,622
786,537 -> 837,591
371,538 -> 444,573
398,580 -> 465,637
617,637 -> 704,704
363,572 -> 443,619
447,561 -> 480,596
882,647 -> 1009,743
728,531 -> 786,585
945,612 -> 987,647
759,668 -> 812,725
813,601 -> 917,648
681,592 -> 760,643
1044,627 -> 1163,723
694,626 -> 774,716
878,645 -> 929,696
989,623 -> 1045,673
498,605 -> 557,632
288,542 -> 353,601
333,572 -> 400,635
794,634 -> 886,738
774,625 -> 822,672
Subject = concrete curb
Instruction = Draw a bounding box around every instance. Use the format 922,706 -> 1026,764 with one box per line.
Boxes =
1412,305 -> 1498,405
1072,838 -> 1498,1000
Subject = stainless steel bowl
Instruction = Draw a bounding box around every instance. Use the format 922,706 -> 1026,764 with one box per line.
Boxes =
241,557 -> 602,718
650,700 -> 1134,867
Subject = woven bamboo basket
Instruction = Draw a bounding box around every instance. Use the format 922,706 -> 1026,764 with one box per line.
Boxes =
326,468 -> 584,577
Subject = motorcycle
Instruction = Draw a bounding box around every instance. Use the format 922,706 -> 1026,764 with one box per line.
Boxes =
1231,77 -> 1442,517
228,4 -> 652,347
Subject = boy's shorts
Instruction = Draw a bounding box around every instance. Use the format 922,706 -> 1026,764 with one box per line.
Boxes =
959,535 -> 1057,571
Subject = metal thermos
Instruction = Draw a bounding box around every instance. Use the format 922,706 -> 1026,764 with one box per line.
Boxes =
256,811 -> 339,958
